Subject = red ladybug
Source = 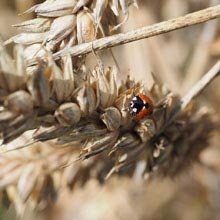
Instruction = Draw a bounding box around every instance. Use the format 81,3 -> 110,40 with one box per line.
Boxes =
130,94 -> 153,120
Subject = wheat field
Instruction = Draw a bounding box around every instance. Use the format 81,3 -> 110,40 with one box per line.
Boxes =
0,0 -> 220,220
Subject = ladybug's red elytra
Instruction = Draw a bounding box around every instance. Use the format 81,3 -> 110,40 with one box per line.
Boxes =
130,94 -> 153,120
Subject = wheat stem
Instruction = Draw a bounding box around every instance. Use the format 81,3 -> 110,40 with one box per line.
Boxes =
157,60 -> 220,137
43,5 -> 220,62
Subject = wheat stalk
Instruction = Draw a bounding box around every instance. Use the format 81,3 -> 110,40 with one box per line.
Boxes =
157,60 -> 220,136
44,5 -> 220,63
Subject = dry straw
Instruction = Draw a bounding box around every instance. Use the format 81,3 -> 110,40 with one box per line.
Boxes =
0,0 -> 219,216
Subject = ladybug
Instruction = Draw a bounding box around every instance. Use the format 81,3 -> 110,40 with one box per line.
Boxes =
130,94 -> 153,120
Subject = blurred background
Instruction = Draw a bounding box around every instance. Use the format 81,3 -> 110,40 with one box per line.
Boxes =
0,0 -> 220,219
